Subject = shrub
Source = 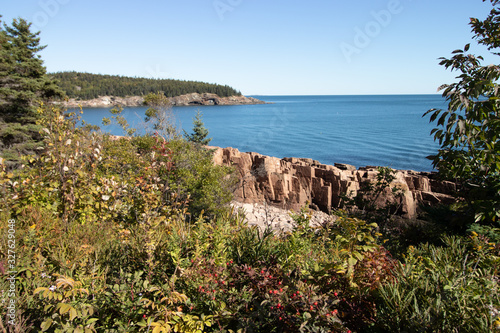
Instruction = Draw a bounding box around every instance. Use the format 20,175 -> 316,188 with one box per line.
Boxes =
375,235 -> 500,332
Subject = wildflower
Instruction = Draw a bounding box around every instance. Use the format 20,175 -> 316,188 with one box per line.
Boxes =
49,285 -> 56,292
41,273 -> 47,278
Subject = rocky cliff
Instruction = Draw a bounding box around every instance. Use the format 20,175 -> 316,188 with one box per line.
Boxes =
211,147 -> 457,219
60,93 -> 266,108
169,93 -> 266,106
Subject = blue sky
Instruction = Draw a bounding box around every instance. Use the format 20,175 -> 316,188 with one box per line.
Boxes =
2,0 -> 497,95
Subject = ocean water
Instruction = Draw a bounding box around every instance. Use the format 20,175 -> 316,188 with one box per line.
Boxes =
78,95 -> 447,172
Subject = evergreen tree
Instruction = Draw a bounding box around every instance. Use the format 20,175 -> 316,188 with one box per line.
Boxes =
0,17 -> 64,166
184,110 -> 211,145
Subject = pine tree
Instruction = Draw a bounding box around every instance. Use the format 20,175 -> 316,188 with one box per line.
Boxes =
0,17 -> 64,167
183,110 -> 211,145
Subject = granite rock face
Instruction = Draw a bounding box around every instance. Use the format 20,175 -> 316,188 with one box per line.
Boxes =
170,93 -> 266,106
60,93 -> 266,108
62,96 -> 144,108
211,147 -> 457,219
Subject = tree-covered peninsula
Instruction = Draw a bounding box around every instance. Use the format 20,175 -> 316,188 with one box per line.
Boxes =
50,71 -> 242,100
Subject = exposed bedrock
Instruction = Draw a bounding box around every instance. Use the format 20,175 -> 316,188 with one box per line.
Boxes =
211,146 -> 457,219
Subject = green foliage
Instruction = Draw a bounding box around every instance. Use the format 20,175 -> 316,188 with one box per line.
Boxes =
51,71 -> 242,99
102,105 -> 137,136
0,17 -> 64,167
168,140 -> 235,217
183,111 -> 211,145
424,0 -> 500,224
34,275 -> 97,332
342,167 -> 406,226
375,235 -> 500,332
143,92 -> 178,138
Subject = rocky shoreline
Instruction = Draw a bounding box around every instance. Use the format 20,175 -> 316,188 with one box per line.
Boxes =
59,93 -> 266,108
211,146 -> 457,220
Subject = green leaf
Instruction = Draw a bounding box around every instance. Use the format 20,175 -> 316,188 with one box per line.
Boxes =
354,251 -> 364,261
85,318 -> 99,325
59,303 -> 72,315
40,319 -> 53,332
69,307 -> 78,321
34,287 -> 48,295
348,257 -> 358,267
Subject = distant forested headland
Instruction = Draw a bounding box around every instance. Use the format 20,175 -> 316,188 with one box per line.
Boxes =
50,71 -> 242,99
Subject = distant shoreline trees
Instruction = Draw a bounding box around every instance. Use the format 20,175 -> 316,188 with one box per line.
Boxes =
51,71 -> 242,100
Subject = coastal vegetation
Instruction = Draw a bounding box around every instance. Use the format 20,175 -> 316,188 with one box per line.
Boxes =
0,1 -> 500,332
50,72 -> 242,100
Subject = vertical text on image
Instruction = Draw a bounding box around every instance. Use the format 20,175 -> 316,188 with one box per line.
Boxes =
5,219 -> 17,326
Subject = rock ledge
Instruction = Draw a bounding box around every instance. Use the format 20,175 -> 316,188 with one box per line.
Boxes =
211,146 -> 457,219
59,93 -> 266,108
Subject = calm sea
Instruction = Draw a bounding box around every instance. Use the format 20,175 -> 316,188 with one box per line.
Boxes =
78,95 -> 447,172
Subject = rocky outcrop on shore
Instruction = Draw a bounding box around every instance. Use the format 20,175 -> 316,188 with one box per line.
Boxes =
169,93 -> 266,106
60,93 -> 266,108
62,96 -> 144,108
211,147 -> 457,219
231,201 -> 336,232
